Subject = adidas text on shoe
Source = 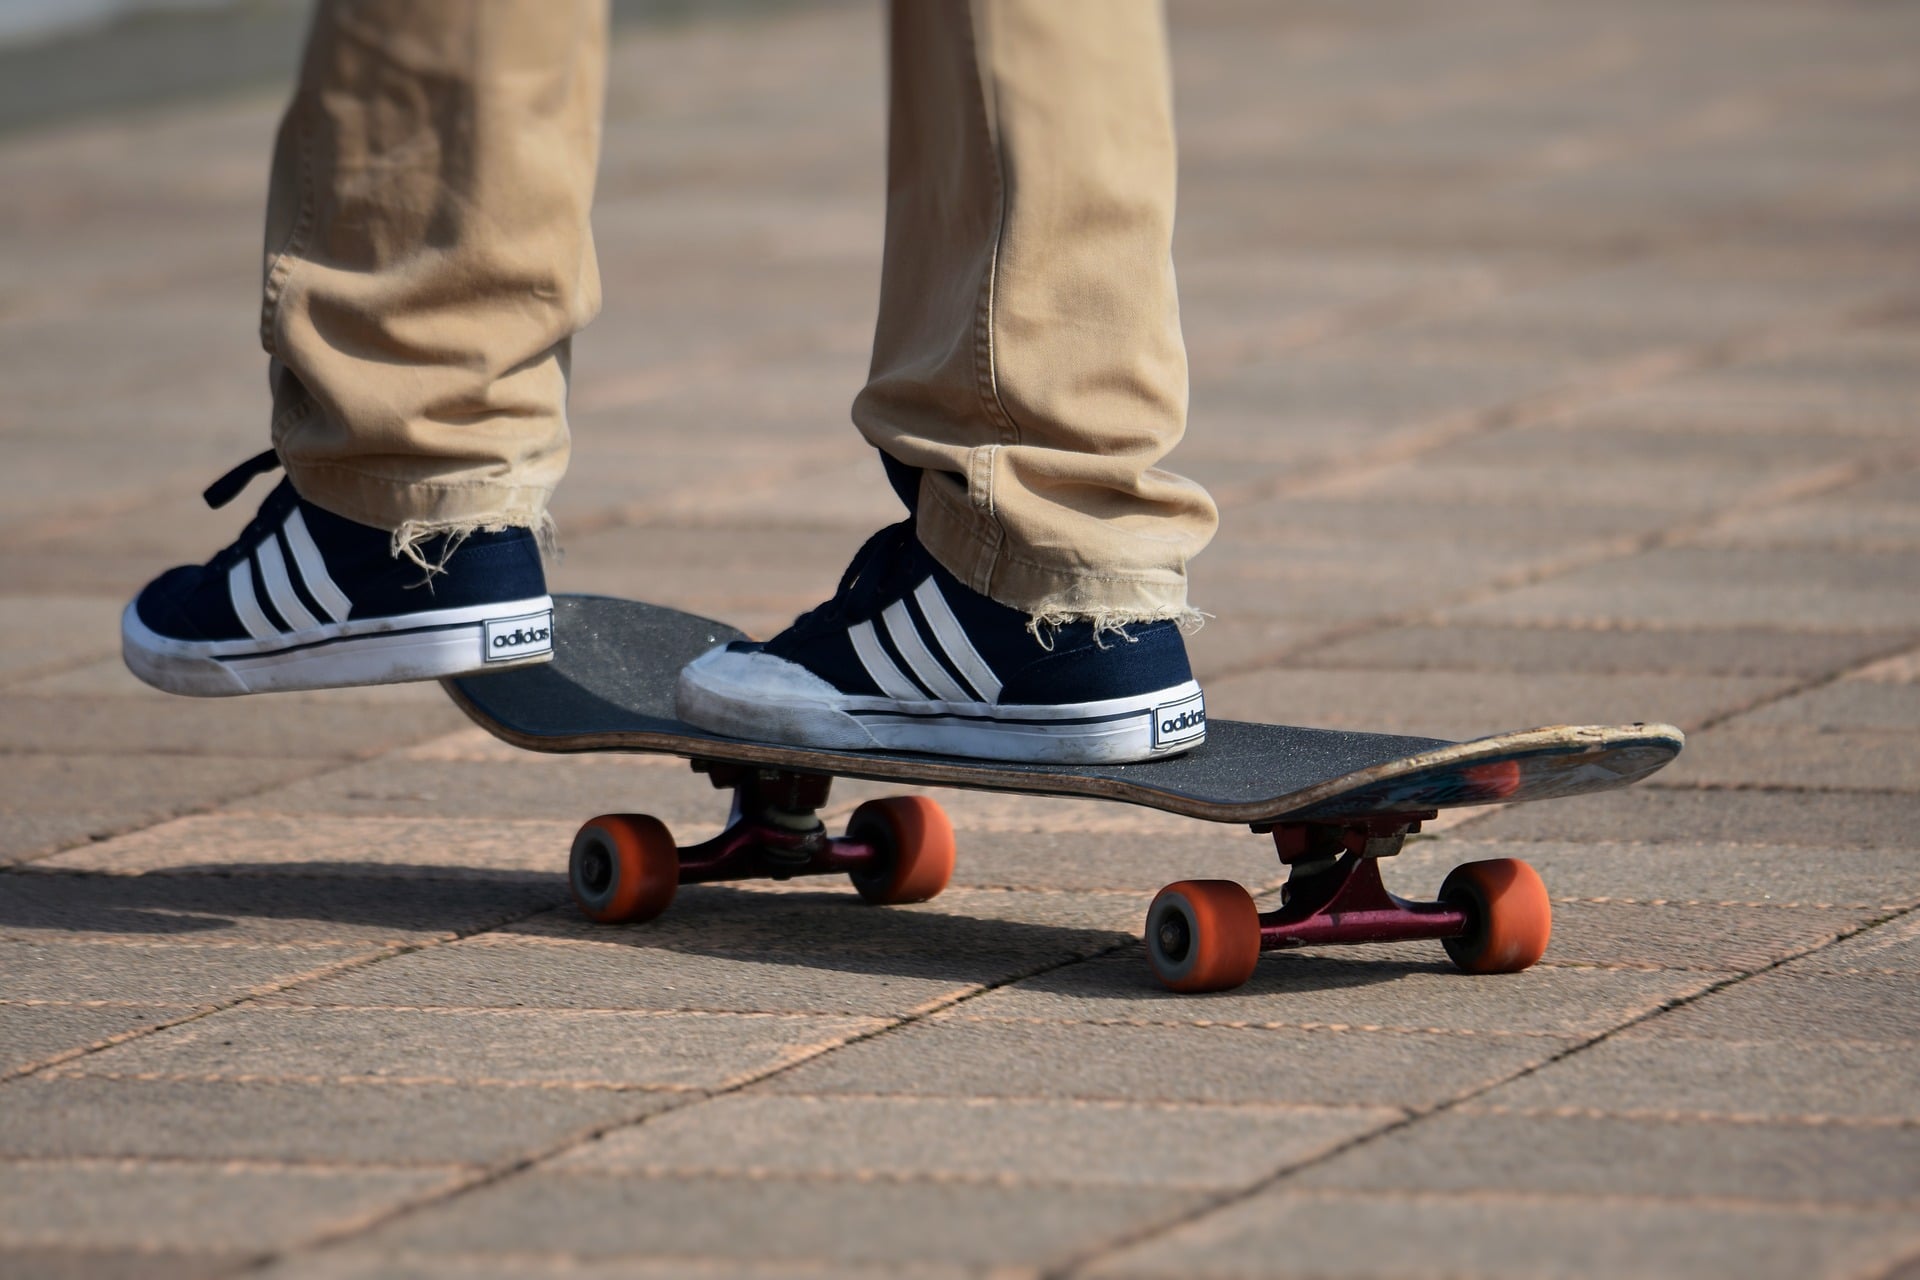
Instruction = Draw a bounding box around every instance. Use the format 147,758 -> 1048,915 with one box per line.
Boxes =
122,450 -> 555,696
674,521 -> 1205,765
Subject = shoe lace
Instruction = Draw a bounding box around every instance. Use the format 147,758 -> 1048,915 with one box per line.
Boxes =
783,519 -> 920,640
201,449 -> 289,572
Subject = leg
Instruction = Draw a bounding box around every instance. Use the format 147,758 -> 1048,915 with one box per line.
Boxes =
858,0 -> 1217,625
124,0 -> 608,696
266,0 -> 607,543
677,1 -> 1218,764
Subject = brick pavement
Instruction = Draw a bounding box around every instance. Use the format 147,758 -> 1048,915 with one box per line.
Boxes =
2,1 -> 1918,1275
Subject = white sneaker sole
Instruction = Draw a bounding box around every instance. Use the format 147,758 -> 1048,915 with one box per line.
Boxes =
121,596 -> 555,696
675,645 -> 1206,765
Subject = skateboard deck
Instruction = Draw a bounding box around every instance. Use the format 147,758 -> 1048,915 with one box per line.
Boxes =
447,595 -> 1684,992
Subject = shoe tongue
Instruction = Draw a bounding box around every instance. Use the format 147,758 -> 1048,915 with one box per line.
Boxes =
845,522 -> 922,608
789,521 -> 920,637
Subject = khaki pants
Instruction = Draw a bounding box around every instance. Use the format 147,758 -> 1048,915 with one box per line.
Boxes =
264,0 -> 1216,620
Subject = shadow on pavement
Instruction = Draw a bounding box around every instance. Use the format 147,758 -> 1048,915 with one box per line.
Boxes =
0,865 -> 1446,992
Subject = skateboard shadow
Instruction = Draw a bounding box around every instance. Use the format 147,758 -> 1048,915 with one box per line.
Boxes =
0,865 -> 562,937
1,866 -> 1448,993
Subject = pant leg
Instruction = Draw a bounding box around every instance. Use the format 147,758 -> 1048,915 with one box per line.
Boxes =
262,0 -> 608,540
855,0 -> 1217,624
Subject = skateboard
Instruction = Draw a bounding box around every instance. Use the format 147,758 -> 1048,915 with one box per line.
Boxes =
445,595 -> 1683,993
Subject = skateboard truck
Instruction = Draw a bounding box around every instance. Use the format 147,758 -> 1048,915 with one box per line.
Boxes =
1260,813 -> 1465,949
1263,813 -> 1462,947
565,763 -> 957,925
1145,811 -> 1552,992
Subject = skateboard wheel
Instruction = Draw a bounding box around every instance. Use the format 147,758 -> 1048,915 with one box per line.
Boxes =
1439,858 -> 1552,974
1145,880 -> 1261,993
570,814 -> 679,924
846,796 -> 955,905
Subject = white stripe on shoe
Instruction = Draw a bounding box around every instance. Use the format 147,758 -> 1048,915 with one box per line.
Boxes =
880,599 -> 970,702
255,536 -> 320,632
226,560 -> 278,641
282,508 -> 352,623
849,621 -> 924,700
912,578 -> 1001,701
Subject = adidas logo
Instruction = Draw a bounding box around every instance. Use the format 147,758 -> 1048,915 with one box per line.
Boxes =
491,627 -> 551,650
484,612 -> 555,661
1153,692 -> 1207,748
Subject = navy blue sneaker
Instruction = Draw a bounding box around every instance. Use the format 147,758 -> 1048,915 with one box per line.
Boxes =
675,520 -> 1206,764
122,451 -> 554,696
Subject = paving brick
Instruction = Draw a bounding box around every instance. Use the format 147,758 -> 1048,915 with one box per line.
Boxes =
1296,1108 -> 1920,1203
0,811 -> 141,866
259,1254 -> 972,1280
1183,616 -> 1311,682
0,694 -> 467,759
0,939 -> 376,1006
31,814 -> 578,880
0,1076 -> 677,1165
0,595 -> 123,687
765,1016 -> 1573,1109
1200,668 -> 1781,739
77,1005 -> 882,1090
1225,494 -> 1673,548
276,935 -> 981,1019
1465,786 -> 1920,849
560,1093 -> 1395,1189
1588,372 -> 1920,441
0,1161 -> 448,1253
946,827 -> 1281,894
1798,910 -> 1920,973
497,884 -> 1137,985
1480,1035 -> 1919,1122
14,657 -> 448,705
1644,971 -> 1920,1043
224,756 -> 730,829
1317,425 -> 1855,512
1193,557 -> 1523,628
1543,900 -> 1878,972
0,1246 -> 250,1280
1088,1190 -> 1920,1280
1443,548 -> 1920,631
0,755 -> 320,823
395,727 -> 537,763
1659,727 -> 1920,792
1693,493 -> 1920,552
0,1004 -> 179,1077
0,869 -> 562,946
958,950 -> 1712,1036
552,524 -> 869,619
1740,681 -> 1920,732
1305,624 -> 1908,678
365,1169 -> 1208,1270
937,792 -> 1194,837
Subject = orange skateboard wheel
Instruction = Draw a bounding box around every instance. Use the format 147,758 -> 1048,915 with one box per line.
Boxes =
1146,880 -> 1262,993
847,796 -> 955,905
570,813 -> 679,924
1439,858 -> 1552,973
